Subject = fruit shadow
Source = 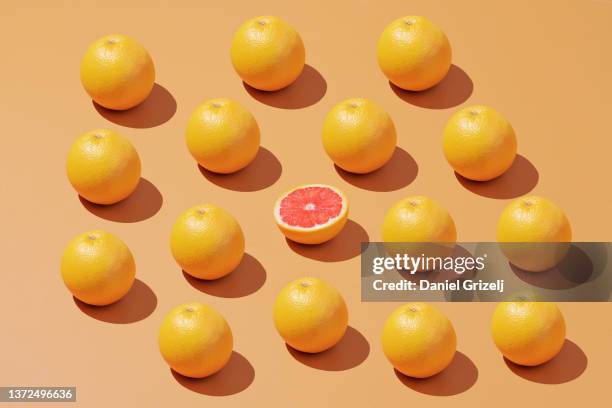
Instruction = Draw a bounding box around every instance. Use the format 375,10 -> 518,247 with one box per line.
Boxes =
73,279 -> 156,324
243,64 -> 326,109
182,254 -> 266,298
389,65 -> 473,109
286,326 -> 370,371
395,351 -> 478,396
334,147 -> 418,192
286,219 -> 369,262
79,177 -> 163,222
198,147 -> 281,192
171,351 -> 254,396
93,83 -> 177,128
511,245 -> 594,290
504,339 -> 587,384
454,155 -> 538,199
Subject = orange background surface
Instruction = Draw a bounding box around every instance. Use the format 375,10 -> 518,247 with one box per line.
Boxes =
2,0 -> 612,406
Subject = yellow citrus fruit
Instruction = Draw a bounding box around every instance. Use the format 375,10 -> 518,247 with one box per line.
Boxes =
231,16 -> 305,91
61,230 -> 135,306
382,196 -> 456,264
382,302 -> 456,378
382,196 -> 456,242
170,204 -> 245,280
377,16 -> 452,91
273,184 -> 349,245
491,301 -> 565,366
273,277 -> 348,353
159,302 -> 233,378
186,98 -> 260,174
322,98 -> 397,174
80,34 -> 155,110
497,196 -> 572,242
66,129 -> 141,205
497,196 -> 572,271
443,105 -> 517,181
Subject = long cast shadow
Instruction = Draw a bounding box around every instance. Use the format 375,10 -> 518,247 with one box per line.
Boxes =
455,155 -> 538,199
511,245 -> 594,290
286,219 -> 369,262
171,351 -> 254,396
395,351 -> 478,396
286,326 -> 370,371
73,279 -> 157,324
390,65 -> 473,109
199,147 -> 281,192
93,83 -> 177,128
182,254 -> 266,298
504,339 -> 587,384
79,178 -> 163,223
334,147 -> 418,192
243,64 -> 326,109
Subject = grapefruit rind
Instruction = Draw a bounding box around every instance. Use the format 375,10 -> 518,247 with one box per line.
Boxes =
274,184 -> 349,244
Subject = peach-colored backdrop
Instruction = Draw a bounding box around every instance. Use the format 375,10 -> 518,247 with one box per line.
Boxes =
1,0 -> 611,406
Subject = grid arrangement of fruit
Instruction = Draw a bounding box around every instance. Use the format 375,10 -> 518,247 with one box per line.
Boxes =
65,14 -> 573,382
3,2 -> 610,407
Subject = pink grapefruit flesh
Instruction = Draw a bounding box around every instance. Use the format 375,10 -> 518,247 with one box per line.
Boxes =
274,184 -> 349,244
279,186 -> 343,228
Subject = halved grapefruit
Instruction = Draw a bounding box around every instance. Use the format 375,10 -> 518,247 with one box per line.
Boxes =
274,184 -> 349,244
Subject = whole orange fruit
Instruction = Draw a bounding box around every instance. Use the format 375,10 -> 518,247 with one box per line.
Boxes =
66,129 -> 141,205
273,277 -> 348,353
170,204 -> 245,280
377,16 -> 451,91
61,230 -> 135,306
382,195 -> 456,242
322,98 -> 397,174
382,196 -> 456,267
443,105 -> 517,181
231,16 -> 305,91
382,302 -> 456,378
80,34 -> 155,110
491,301 -> 565,366
159,302 -> 233,378
185,98 -> 260,174
497,196 -> 572,271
